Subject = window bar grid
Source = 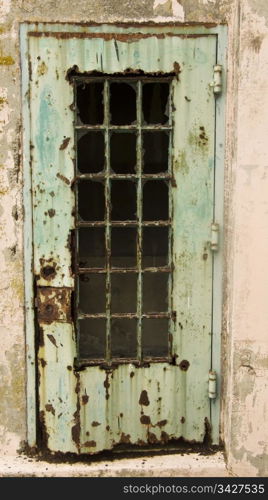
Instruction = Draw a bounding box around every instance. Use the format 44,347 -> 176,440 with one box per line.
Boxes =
136,80 -> 142,361
74,76 -> 174,364
104,80 -> 111,362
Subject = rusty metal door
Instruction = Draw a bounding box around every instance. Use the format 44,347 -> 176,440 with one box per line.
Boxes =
27,25 -> 219,454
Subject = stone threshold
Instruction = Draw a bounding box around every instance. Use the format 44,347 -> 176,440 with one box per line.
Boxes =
0,452 -> 229,477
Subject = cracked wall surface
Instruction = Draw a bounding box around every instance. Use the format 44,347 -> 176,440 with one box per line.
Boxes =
0,0 -> 268,476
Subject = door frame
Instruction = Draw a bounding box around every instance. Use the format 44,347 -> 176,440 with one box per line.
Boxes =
20,21 -> 227,450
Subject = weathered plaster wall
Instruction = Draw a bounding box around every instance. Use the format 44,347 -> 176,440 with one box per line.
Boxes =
223,0 -> 268,477
0,0 -> 268,476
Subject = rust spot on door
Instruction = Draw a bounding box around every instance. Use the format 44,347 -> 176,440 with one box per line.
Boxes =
84,440 -> 96,447
47,208 -> 56,218
161,431 -> 169,443
157,419 -> 167,427
148,432 -> 158,444
179,359 -> 190,371
140,415 -> 151,425
91,421 -> 101,427
139,390 -> 150,406
45,403 -> 55,416
120,433 -> 131,444
40,258 -> 57,281
82,394 -> 89,405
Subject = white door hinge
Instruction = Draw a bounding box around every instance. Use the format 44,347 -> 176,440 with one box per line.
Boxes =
209,370 -> 217,399
210,65 -> 223,95
210,222 -> 219,251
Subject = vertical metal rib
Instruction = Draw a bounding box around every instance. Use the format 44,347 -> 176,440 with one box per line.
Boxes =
137,80 -> 142,360
104,80 -> 111,362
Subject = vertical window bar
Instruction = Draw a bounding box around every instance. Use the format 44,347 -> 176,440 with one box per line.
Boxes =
137,80 -> 142,361
104,79 -> 111,362
74,82 -> 80,353
168,81 -> 173,356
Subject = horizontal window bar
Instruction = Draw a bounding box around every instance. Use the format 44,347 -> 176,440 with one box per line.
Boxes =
77,220 -> 172,227
77,266 -> 172,274
75,356 -> 172,369
73,76 -> 174,84
78,312 -> 171,319
75,125 -> 172,131
75,174 -> 172,180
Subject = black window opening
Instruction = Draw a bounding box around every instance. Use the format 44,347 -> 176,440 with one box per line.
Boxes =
74,76 -> 174,366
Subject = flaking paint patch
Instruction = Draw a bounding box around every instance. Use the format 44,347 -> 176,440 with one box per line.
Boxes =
0,55 -> 15,65
153,0 -> 185,20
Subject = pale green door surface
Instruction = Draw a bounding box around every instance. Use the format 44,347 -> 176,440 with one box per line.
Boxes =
28,26 -> 218,454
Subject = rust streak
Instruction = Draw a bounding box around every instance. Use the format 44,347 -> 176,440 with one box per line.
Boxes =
59,137 -> 71,150
47,334 -> 58,348
72,374 -> 81,451
56,172 -> 70,185
29,31 -> 216,41
104,373 -> 110,400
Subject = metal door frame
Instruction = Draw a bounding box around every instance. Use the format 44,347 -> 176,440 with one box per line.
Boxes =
20,22 -> 227,450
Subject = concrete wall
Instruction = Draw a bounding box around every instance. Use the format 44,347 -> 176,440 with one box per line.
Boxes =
0,0 -> 268,476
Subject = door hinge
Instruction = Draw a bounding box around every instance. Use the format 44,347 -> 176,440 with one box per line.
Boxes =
209,370 -> 217,399
210,222 -> 219,251
210,65 -> 223,95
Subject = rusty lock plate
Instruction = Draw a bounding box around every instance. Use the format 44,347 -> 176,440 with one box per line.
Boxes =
36,287 -> 73,323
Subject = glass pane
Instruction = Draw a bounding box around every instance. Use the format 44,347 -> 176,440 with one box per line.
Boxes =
78,180 -> 105,221
111,228 -> 137,268
110,132 -> 136,174
111,180 -> 137,221
78,274 -> 106,314
78,319 -> 106,359
142,82 -> 169,124
78,227 -> 106,268
110,82 -> 136,125
111,319 -> 137,358
77,130 -> 105,174
76,81 -> 104,125
142,318 -> 169,357
142,227 -> 169,267
111,273 -> 137,313
143,181 -> 169,221
143,273 -> 169,312
143,131 -> 169,173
